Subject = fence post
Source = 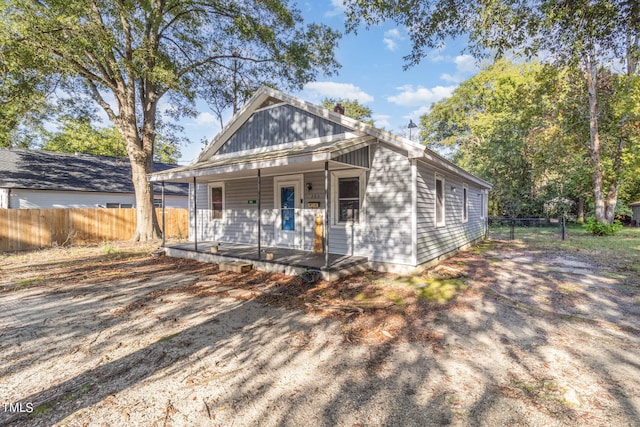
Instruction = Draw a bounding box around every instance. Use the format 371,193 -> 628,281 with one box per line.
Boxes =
561,215 -> 566,241
509,218 -> 515,241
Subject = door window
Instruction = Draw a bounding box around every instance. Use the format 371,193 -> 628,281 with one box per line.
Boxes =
280,186 -> 295,231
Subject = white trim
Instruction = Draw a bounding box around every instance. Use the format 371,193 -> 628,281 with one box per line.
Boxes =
462,183 -> 469,223
435,173 -> 445,228
330,169 -> 366,227
207,182 -> 225,221
411,159 -> 418,266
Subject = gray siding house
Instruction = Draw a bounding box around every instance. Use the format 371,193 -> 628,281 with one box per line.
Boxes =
0,149 -> 188,209
150,87 -> 491,274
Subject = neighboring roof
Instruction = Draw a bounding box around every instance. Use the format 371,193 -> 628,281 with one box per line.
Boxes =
0,149 -> 188,196
151,86 -> 492,190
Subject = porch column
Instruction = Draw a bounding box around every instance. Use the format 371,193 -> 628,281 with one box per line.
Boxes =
193,177 -> 198,252
257,169 -> 261,260
161,181 -> 166,247
324,161 -> 329,268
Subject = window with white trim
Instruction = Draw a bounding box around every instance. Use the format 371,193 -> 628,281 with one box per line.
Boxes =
338,177 -> 360,222
435,174 -> 445,227
209,183 -> 224,219
331,170 -> 365,225
462,184 -> 468,223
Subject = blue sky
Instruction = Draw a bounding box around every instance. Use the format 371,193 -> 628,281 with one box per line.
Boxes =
177,0 -> 480,164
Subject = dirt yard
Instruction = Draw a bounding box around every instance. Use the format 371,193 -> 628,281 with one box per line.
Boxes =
0,239 -> 638,426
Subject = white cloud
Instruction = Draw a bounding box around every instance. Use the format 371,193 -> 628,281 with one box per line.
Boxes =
195,112 -> 218,125
440,54 -> 479,83
383,38 -> 398,51
383,28 -> 403,52
455,54 -> 476,73
325,0 -> 345,17
387,85 -> 456,107
372,114 -> 391,129
303,82 -> 374,103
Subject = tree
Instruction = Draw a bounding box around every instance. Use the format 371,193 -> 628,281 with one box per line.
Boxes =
345,0 -> 640,224
41,117 -> 181,164
2,0 -> 340,240
321,98 -> 374,125
422,60 -> 564,216
0,31 -> 57,149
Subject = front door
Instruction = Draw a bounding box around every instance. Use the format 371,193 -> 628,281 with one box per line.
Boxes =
275,176 -> 302,248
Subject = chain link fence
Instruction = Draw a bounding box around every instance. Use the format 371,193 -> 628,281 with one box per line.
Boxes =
488,217 -> 568,241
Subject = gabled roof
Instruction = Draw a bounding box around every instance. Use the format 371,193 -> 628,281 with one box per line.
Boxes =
151,86 -> 491,189
0,149 -> 188,196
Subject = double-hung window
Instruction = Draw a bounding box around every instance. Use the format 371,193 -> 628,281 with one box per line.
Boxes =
435,174 -> 445,227
209,183 -> 224,219
462,184 -> 468,223
338,177 -> 360,223
331,170 -> 365,225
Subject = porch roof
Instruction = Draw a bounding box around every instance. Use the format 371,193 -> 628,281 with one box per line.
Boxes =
148,134 -> 374,183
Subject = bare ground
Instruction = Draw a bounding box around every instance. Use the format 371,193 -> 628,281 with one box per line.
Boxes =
0,240 -> 638,426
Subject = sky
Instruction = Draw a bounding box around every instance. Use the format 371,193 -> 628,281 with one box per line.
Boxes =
177,0 -> 480,164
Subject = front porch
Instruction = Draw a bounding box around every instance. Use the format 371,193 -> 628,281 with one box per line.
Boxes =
164,241 -> 369,281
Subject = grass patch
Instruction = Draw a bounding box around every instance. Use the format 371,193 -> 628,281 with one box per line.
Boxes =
417,278 -> 467,303
16,278 -> 45,287
1,277 -> 45,292
491,225 -> 640,270
30,402 -> 55,417
471,240 -> 496,255
157,332 -> 180,343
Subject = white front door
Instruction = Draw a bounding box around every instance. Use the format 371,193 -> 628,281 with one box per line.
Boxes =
275,176 -> 303,248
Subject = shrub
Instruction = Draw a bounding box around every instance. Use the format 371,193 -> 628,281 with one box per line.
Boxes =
583,217 -> 622,236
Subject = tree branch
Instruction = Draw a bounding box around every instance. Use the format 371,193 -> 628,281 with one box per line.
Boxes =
87,80 -> 118,123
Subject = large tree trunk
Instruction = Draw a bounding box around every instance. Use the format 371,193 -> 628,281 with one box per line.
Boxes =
584,52 -> 608,223
130,156 -> 160,241
118,100 -> 160,242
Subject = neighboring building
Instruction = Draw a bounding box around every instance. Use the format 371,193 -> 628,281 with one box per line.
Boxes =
631,201 -> 640,226
0,149 -> 188,209
149,87 -> 492,273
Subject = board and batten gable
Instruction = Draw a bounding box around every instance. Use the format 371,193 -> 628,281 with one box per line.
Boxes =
416,160 -> 486,265
217,103 -> 350,155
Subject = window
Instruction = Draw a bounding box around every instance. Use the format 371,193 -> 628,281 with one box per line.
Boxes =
462,184 -> 468,223
331,170 -> 365,225
435,174 -> 445,227
338,177 -> 360,222
479,193 -> 485,219
154,198 -> 163,208
209,183 -> 224,219
106,203 -> 133,209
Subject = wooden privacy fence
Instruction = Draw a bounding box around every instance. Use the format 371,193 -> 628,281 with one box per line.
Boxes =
0,208 -> 188,252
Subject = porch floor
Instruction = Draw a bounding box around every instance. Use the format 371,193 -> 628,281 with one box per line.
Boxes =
164,241 -> 368,280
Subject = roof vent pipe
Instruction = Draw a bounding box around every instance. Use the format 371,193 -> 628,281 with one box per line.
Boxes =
333,103 -> 344,115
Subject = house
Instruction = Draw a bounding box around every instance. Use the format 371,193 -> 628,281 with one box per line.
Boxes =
0,149 -> 188,209
631,201 -> 640,226
149,87 -> 492,276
